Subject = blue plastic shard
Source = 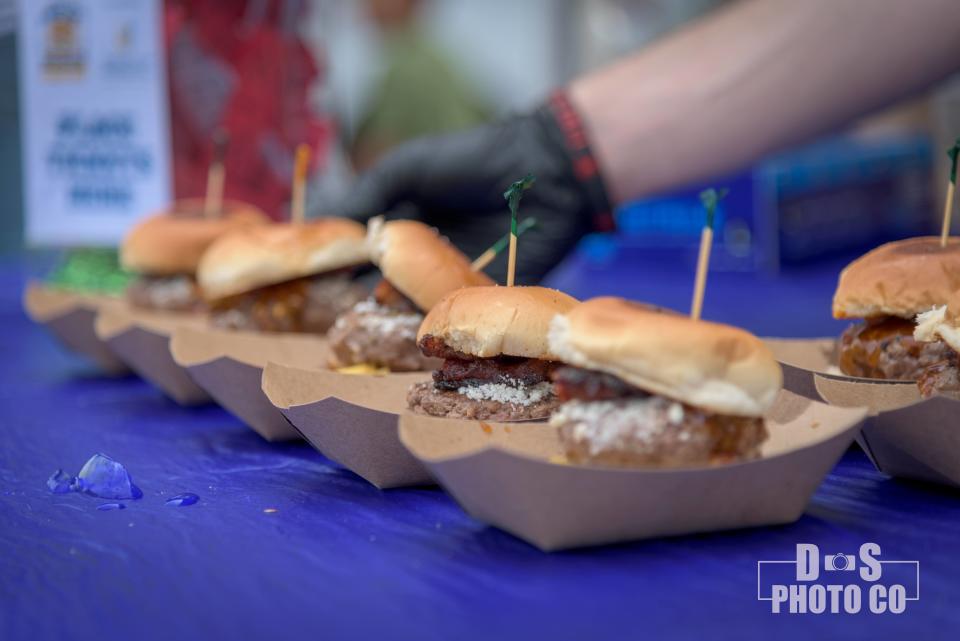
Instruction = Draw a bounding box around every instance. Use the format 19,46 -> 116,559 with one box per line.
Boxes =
96,502 -> 126,511
164,493 -> 199,507
76,454 -> 143,500
47,469 -> 77,494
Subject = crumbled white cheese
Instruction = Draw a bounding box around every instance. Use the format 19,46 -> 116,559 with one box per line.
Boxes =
148,276 -> 194,307
347,298 -> 423,339
352,298 -> 386,314
550,397 -> 692,456
214,308 -> 248,328
914,305 -> 947,342
359,313 -> 422,339
456,381 -> 554,406
667,402 -> 684,425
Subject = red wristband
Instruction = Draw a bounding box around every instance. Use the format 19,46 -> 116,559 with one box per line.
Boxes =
545,91 -> 616,232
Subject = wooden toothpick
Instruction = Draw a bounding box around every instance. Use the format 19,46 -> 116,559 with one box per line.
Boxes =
502,174 -> 535,286
941,138 -> 959,247
472,218 -> 537,272
203,129 -> 229,218
291,143 -> 311,225
690,188 -> 727,321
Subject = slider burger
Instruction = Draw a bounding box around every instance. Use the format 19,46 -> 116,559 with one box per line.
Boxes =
833,237 -> 960,380
913,295 -> 960,397
120,199 -> 267,312
407,286 -> 578,420
547,298 -> 780,468
327,218 -> 494,372
197,218 -> 369,333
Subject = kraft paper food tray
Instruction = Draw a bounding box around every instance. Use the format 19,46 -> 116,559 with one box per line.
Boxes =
399,390 -> 867,551
764,336 -> 919,396
170,327 -> 330,441
763,337 -> 839,399
262,362 -> 433,489
23,282 -> 130,375
812,374 -> 960,487
95,306 -> 211,406
766,337 -> 960,487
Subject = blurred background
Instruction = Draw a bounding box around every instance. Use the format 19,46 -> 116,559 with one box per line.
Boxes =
3,0 -> 960,332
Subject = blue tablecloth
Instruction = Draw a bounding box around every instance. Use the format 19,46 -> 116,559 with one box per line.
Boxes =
3,253 -> 959,641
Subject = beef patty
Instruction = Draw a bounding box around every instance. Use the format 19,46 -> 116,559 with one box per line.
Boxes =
408,334 -> 563,420
407,380 -> 561,421
327,299 -> 435,372
550,366 -> 768,468
127,275 -> 204,312
917,345 -> 960,398
211,272 -> 366,333
838,316 -> 954,380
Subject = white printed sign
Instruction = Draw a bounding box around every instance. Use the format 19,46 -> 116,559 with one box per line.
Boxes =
18,0 -> 171,246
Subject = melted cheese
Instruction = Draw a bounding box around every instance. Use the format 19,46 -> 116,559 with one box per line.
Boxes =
336,363 -> 390,376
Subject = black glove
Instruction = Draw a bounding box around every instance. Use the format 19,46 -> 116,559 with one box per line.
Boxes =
337,92 -> 614,285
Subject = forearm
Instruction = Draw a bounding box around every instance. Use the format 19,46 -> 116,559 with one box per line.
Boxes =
570,0 -> 960,204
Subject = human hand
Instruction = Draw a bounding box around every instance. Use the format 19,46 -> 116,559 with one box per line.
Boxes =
337,93 -> 614,284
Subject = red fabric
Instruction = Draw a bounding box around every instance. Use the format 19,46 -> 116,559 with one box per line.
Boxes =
164,0 -> 332,219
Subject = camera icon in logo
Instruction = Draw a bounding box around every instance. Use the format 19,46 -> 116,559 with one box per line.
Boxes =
824,553 -> 856,571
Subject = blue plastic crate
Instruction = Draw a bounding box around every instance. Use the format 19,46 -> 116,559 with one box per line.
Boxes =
595,133 -> 933,273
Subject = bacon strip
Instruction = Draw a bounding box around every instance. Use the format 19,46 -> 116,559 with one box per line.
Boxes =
373,279 -> 419,314
552,366 -> 647,402
432,356 -> 558,390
